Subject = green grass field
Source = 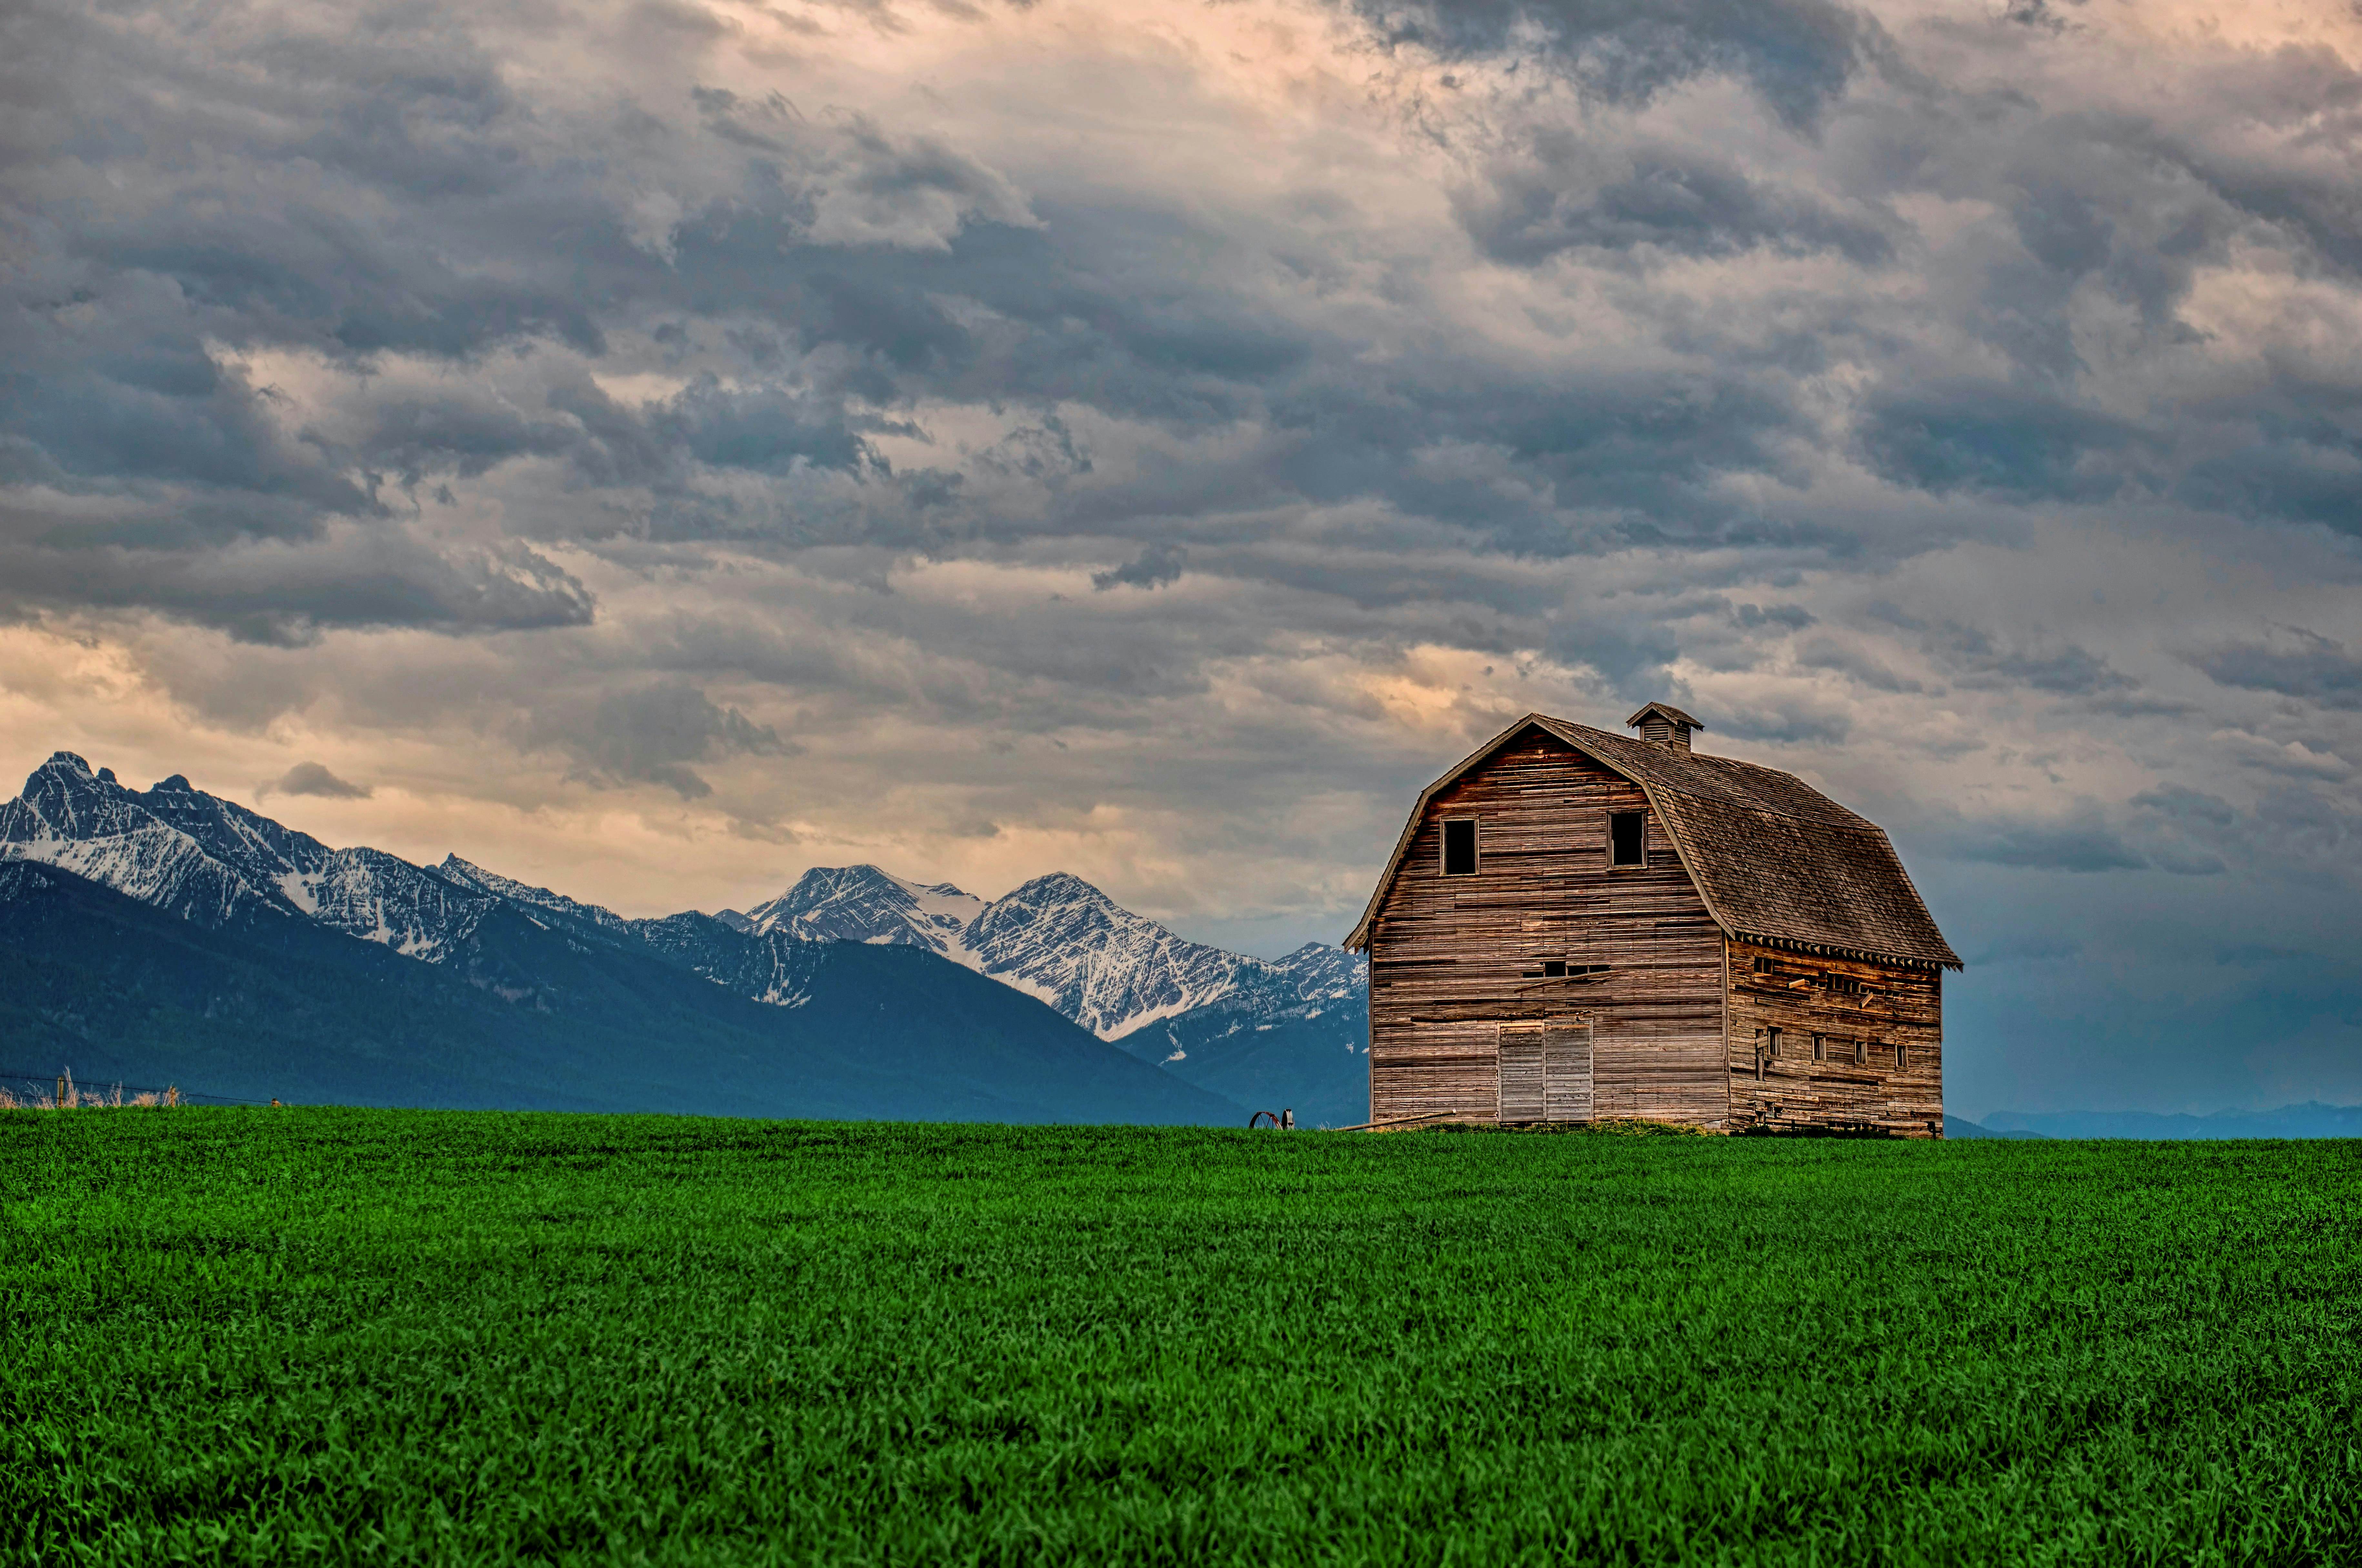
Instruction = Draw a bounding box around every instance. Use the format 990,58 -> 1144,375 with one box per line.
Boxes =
4,1111 -> 2358,1565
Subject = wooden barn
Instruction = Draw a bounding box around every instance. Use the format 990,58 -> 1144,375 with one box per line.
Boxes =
1344,705 -> 1961,1136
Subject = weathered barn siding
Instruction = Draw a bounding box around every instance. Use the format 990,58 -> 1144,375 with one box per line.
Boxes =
1366,734 -> 1729,1127
1724,937 -> 1943,1137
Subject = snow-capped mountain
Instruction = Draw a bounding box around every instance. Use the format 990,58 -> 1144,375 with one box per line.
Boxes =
959,873 -> 1276,1039
728,861 -> 1367,1045
0,752 -> 491,959
740,865 -> 986,954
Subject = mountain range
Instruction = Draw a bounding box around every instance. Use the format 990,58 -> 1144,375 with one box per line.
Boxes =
1971,1104 -> 2362,1140
0,751 -> 1369,1124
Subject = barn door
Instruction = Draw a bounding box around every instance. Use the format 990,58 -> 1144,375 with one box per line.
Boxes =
1497,1024 -> 1545,1123
1543,1019 -> 1593,1124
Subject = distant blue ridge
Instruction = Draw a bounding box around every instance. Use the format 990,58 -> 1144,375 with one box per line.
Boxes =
1973,1103 -> 2362,1140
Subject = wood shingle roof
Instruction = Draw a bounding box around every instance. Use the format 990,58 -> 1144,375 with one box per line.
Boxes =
1344,713 -> 1961,969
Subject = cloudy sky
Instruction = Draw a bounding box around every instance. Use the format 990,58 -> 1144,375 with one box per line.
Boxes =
6,0 -> 2361,1118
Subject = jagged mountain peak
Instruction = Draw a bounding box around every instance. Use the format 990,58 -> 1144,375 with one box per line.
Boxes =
26,750 -> 119,788
746,863 -> 985,951
958,874 -> 1264,1039
989,870 -> 1126,914
1002,868 -> 1105,897
438,853 -> 635,937
2,752 -> 487,959
775,862 -> 979,906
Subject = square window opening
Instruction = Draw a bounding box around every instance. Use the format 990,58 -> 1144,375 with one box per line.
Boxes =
1442,818 -> 1478,876
1609,811 -> 1645,867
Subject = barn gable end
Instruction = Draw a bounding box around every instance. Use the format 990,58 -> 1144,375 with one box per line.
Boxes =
1358,727 -> 1730,1129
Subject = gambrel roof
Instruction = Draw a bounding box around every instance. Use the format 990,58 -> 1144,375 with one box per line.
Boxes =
1344,714 -> 1961,969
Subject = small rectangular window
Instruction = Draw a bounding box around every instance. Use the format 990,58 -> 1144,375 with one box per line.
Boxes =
1895,1041 -> 1907,1070
1541,960 -> 1566,978
1609,811 -> 1645,867
1442,818 -> 1477,876
1853,1038 -> 1867,1066
1812,1033 -> 1825,1063
1765,1026 -> 1781,1060
1753,956 -> 1776,974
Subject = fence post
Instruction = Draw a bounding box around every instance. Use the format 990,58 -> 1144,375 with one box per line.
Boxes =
55,1074 -> 65,1111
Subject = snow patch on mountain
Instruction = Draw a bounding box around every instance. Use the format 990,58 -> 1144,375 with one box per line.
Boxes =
746,864 -> 987,956
440,854 -> 636,939
633,911 -> 820,1009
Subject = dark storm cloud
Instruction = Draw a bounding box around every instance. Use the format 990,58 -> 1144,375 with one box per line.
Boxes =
1947,814 -> 2150,873
1855,384 -> 2144,504
262,761 -> 372,799
2130,785 -> 2238,829
1899,622 -> 2136,698
1344,0 -> 1879,127
521,682 -> 795,799
2188,630 -> 2362,710
0,506 -> 597,644
1093,542 -> 1186,591
1461,140 -> 1893,266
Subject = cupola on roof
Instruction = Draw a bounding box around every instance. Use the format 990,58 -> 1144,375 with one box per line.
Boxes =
1625,702 -> 1702,750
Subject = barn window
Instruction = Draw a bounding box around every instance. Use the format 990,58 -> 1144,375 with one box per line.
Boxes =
1609,811 -> 1645,867
1826,974 -> 1862,996
1853,1038 -> 1867,1066
1895,1041 -> 1907,1069
1765,1027 -> 1781,1059
1523,959 -> 1611,979
1442,818 -> 1477,876
1812,1033 -> 1825,1063
1753,956 -> 1776,974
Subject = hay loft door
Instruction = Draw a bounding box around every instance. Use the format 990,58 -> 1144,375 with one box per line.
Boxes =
1498,1023 -> 1544,1121
1495,1019 -> 1593,1124
1544,1018 -> 1593,1123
